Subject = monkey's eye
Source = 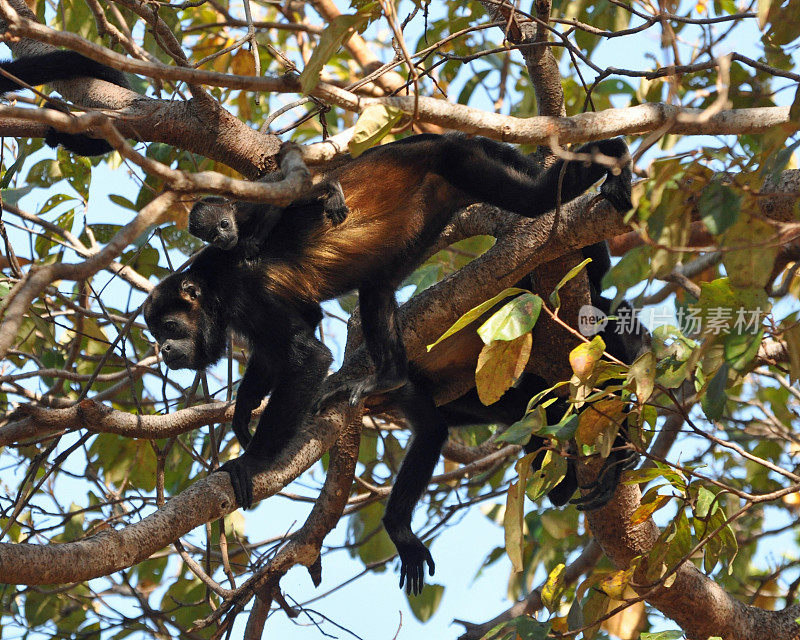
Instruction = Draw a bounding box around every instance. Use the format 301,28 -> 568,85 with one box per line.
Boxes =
219,219 -> 230,230
164,320 -> 179,334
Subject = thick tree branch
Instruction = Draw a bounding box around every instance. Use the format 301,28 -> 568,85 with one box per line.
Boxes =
577,460 -> 800,640
0,5 -> 794,160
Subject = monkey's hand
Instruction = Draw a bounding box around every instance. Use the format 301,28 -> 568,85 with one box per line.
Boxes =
394,533 -> 435,596
324,199 -> 349,225
218,452 -> 264,509
600,162 -> 633,212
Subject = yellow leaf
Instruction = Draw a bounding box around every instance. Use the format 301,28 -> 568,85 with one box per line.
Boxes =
475,333 -> 532,405
348,105 -> 404,158
602,599 -> 646,640
504,452 -> 536,572
629,493 -> 671,526
230,49 -> 256,76
577,398 -> 625,446
569,335 -> 606,382
599,566 -> 635,600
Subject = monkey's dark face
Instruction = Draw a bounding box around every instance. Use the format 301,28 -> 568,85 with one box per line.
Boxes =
188,197 -> 239,250
143,272 -> 227,370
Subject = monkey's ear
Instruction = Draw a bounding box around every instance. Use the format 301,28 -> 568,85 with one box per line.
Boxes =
180,279 -> 201,303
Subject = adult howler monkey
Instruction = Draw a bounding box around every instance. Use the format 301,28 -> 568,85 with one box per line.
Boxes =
0,50 -> 129,155
143,133 -> 633,594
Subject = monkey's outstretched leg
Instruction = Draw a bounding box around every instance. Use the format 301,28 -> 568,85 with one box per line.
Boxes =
383,380 -> 448,595
322,284 -> 409,408
436,137 -> 633,214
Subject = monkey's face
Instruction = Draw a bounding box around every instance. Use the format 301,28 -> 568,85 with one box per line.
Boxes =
188,198 -> 239,250
143,273 -> 226,370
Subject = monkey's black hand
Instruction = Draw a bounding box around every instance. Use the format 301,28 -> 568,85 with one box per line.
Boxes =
324,199 -> 349,225
218,453 -> 263,509
600,163 -> 633,212
397,536 -> 435,596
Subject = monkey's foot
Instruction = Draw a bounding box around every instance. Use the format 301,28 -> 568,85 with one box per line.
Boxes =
218,453 -> 263,509
347,373 -> 408,407
571,448 -> 638,511
394,535 -> 435,595
314,374 -> 407,412
600,166 -> 633,212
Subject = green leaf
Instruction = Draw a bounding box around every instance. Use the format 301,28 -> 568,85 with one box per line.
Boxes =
427,287 -> 528,351
477,293 -> 542,344
721,214 -> 778,288
496,407 -> 543,445
0,150 -> 30,188
475,333 -> 532,405
701,363 -> 729,420
626,350 -> 655,403
527,450 -> 567,502
402,263 -> 441,296
57,147 -> 92,201
0,185 -> 34,205
534,413 -> 579,441
695,486 -> 717,519
549,257 -> 591,308
24,589 -> 58,628
109,194 -> 137,211
348,105 -> 404,158
347,501 -> 395,566
299,14 -> 367,93
406,584 -> 444,622
724,329 -> 763,372
699,182 -> 741,236
603,245 -> 649,306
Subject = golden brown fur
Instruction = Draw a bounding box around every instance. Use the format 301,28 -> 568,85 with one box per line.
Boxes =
262,153 -> 466,303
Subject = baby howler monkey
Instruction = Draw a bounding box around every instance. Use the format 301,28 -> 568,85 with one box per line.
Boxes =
0,50 -> 130,156
144,133 -> 633,594
188,179 -> 348,255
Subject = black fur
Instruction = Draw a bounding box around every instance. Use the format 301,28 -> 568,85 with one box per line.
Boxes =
144,134 -> 633,593
188,179 -> 349,255
0,51 -> 129,156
